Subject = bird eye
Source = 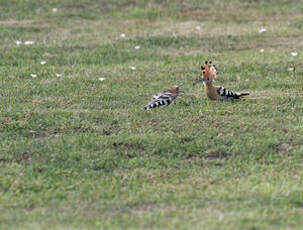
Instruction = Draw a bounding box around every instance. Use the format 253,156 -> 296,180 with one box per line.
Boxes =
202,71 -> 205,74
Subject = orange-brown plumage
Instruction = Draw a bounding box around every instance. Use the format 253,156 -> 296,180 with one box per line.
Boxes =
201,61 -> 218,100
167,85 -> 180,97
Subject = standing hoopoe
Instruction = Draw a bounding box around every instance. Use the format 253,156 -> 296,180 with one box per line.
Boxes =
144,85 -> 180,110
201,61 -> 249,100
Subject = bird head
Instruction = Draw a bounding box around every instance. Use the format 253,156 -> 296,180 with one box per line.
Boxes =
201,60 -> 217,83
168,85 -> 181,96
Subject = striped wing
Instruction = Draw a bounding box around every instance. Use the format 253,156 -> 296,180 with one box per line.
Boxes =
152,92 -> 163,100
216,86 -> 242,100
144,91 -> 175,110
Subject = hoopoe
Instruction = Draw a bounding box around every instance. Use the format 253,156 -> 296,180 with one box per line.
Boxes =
201,61 -> 249,100
144,85 -> 180,110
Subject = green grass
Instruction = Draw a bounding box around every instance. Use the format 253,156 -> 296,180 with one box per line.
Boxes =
1,0 -> 303,229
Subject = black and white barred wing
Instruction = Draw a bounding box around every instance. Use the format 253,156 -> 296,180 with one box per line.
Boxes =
152,92 -> 163,100
217,86 -> 249,100
144,91 -> 175,110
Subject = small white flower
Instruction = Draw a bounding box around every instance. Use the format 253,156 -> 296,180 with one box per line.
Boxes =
135,45 -> 140,50
31,74 -> 37,78
291,52 -> 298,56
120,33 -> 126,38
52,8 -> 58,12
40,61 -> 46,65
24,41 -> 35,45
129,66 -> 136,70
195,26 -> 201,30
15,41 -> 22,45
56,73 -> 62,78
98,77 -> 105,81
259,49 -> 264,53
258,28 -> 266,34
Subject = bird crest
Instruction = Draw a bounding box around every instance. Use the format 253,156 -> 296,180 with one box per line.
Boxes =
201,60 -> 217,80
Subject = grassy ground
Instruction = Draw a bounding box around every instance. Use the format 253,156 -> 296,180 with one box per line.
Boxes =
1,0 -> 303,229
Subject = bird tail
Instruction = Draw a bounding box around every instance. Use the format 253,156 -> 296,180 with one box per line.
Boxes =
239,92 -> 249,97
144,104 -> 153,110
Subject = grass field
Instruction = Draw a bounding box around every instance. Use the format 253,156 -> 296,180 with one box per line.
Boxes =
1,0 -> 303,229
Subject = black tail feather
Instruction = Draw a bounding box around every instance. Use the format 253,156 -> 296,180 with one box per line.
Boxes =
240,92 -> 249,97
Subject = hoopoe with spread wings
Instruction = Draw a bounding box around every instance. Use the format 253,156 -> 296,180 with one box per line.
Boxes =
144,85 -> 180,110
201,61 -> 249,100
